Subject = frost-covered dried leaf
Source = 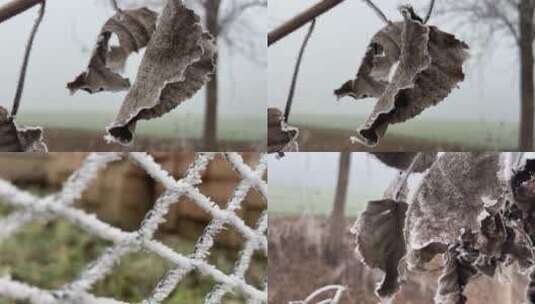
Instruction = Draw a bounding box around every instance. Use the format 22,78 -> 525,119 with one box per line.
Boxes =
0,106 -> 47,152
337,8 -> 468,146
334,22 -> 401,100
479,212 -> 506,257
371,152 -> 436,173
527,266 -> 535,303
405,153 -> 501,269
354,199 -> 408,298
434,232 -> 478,304
106,0 -> 216,145
67,7 -> 158,94
268,108 -> 299,153
511,159 -> 535,216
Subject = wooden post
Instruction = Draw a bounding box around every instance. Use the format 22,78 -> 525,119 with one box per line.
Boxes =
0,0 -> 43,24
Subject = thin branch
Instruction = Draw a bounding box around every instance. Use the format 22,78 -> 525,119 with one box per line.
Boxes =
283,18 -> 316,123
0,0 -> 42,24
268,0 -> 344,46
394,152 -> 422,201
423,0 -> 435,23
11,0 -> 45,118
362,0 -> 391,25
110,0 -> 122,13
218,0 -> 266,32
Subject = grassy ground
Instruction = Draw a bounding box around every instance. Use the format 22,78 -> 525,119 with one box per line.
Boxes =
15,110 -> 265,151
269,184 -> 373,216
290,114 -> 519,150
0,199 -> 262,303
18,111 -> 265,142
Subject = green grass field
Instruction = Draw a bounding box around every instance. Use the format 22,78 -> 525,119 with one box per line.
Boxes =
269,183 -> 375,216
18,110 -> 265,142
0,199 -> 260,303
289,114 -> 518,150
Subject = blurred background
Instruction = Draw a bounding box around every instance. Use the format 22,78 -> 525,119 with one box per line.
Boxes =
269,0 -> 525,151
0,0 -> 266,151
268,152 -> 528,303
0,153 -> 266,303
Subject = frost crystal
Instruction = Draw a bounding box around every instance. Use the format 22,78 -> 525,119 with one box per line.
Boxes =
0,152 -> 267,304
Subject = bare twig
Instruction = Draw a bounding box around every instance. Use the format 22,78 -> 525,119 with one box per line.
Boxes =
0,0 -> 42,24
284,19 -> 316,123
110,0 -> 122,13
362,0 -> 391,25
394,152 -> 422,200
268,0 -> 344,46
515,152 -> 526,168
423,0 -> 436,23
11,0 -> 45,118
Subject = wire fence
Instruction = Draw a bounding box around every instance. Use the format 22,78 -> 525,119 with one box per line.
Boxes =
0,152 -> 267,304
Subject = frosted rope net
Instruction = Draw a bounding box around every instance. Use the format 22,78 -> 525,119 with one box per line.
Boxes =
0,152 -> 267,304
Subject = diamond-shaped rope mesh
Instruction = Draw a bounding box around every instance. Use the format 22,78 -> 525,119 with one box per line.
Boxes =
0,152 -> 267,304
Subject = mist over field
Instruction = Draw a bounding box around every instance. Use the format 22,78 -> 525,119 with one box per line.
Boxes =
269,152 -> 535,215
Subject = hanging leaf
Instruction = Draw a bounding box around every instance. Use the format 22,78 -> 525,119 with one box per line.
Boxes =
336,7 -> 469,146
0,106 -> 47,152
479,212 -> 507,257
334,22 -> 401,100
434,230 -> 478,304
268,108 -> 299,153
405,153 -> 501,269
67,7 -> 158,94
527,266 -> 535,303
371,152 -> 436,173
511,159 -> 535,216
105,0 -> 216,145
354,199 -> 408,298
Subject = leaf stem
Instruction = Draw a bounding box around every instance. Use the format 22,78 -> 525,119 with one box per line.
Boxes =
394,153 -> 422,201
10,0 -> 45,118
423,0 -> 435,24
362,0 -> 391,25
110,0 -> 122,13
283,18 -> 316,123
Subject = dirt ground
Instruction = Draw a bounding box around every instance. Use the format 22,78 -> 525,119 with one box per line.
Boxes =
296,126 -> 476,151
269,215 -> 527,304
41,128 -> 264,152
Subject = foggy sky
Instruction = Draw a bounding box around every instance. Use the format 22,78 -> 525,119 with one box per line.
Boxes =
269,0 -> 519,122
268,152 -> 422,203
0,0 -> 266,115
269,152 -> 535,214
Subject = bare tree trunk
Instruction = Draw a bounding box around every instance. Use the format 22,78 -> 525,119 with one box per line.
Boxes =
324,151 -> 351,266
204,0 -> 220,151
519,0 -> 535,150
204,62 -> 219,151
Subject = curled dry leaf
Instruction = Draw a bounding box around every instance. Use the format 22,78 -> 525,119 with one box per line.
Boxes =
527,266 -> 535,303
511,159 -> 535,216
106,0 -> 216,145
354,199 -> 408,298
434,230 -> 478,304
0,106 -> 47,152
67,8 -> 158,94
268,108 -> 299,153
405,153 -> 501,269
336,7 -> 468,146
478,212 -> 507,258
371,152 -> 436,173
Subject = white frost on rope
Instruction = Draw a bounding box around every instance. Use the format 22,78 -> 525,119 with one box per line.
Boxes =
0,152 -> 267,304
289,285 -> 346,304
